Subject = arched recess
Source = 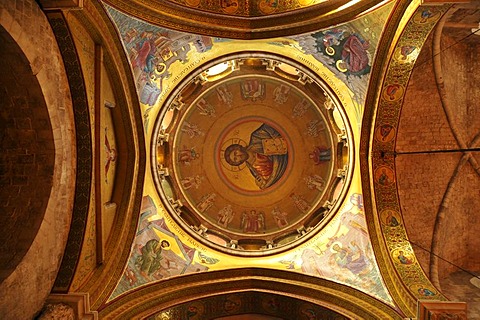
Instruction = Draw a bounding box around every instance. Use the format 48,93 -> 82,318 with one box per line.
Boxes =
0,25 -> 54,285
154,291 -> 351,319
46,0 -> 147,308
394,4 -> 480,315
99,268 -> 403,319
0,3 -> 76,319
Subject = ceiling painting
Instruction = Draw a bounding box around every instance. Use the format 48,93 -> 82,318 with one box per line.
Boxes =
109,191 -> 394,305
105,1 -> 393,134
291,2 -> 392,118
65,13 -> 120,291
105,1 -> 395,309
277,192 -> 393,305
109,195 -> 210,300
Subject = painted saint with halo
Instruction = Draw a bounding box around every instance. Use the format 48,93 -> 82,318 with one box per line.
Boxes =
221,123 -> 288,190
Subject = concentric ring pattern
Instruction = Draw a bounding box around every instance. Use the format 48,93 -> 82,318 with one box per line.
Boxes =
153,54 -> 352,255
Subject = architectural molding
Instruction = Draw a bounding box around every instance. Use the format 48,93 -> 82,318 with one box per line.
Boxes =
102,0 -> 386,39
46,11 -> 93,292
99,268 -> 403,319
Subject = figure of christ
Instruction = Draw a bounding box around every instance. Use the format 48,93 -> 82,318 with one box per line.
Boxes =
224,123 -> 288,190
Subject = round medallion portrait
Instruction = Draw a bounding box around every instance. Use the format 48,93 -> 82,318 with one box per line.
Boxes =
217,118 -> 292,193
153,54 -> 353,255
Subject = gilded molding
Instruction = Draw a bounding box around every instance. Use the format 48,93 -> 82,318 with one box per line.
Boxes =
361,0 -> 450,317
64,1 -> 147,309
99,268 -> 402,319
102,0 -> 387,39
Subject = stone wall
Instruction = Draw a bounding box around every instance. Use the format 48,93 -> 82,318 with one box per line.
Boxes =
0,0 -> 76,318
396,22 -> 480,319
0,25 -> 55,284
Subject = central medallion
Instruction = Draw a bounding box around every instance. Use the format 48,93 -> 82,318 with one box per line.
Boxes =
217,118 -> 291,193
154,54 -> 352,255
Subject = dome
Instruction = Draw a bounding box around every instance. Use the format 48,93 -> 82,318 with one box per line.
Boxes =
153,53 -> 353,255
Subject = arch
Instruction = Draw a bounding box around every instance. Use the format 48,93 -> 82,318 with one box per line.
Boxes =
99,268 -> 402,319
103,0 -> 386,39
0,24 -> 55,284
0,5 -> 76,320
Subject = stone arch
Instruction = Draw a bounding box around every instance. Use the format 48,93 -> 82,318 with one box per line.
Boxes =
0,4 -> 76,319
0,24 -> 56,284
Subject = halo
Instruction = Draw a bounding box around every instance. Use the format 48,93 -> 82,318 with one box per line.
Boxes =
155,239 -> 171,251
220,138 -> 247,172
330,241 -> 343,253
325,46 -> 335,56
336,60 -> 348,72
155,62 -> 167,75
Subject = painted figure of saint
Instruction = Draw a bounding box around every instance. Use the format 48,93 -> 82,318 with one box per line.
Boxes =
304,175 -> 326,191
178,146 -> 200,165
290,193 -> 310,213
377,168 -> 393,186
314,29 -> 371,76
397,250 -> 413,265
273,84 -> 289,104
386,210 -> 399,227
221,0 -> 239,14
217,204 -> 235,228
216,85 -> 233,107
135,239 -> 170,278
224,123 -> 288,189
418,287 -> 436,296
330,241 -> 370,275
272,207 -> 288,228
181,175 -> 203,190
241,79 -> 265,101
309,146 -> 331,164
241,210 -> 265,233
197,98 -> 216,117
197,193 -> 216,213
340,33 -> 370,75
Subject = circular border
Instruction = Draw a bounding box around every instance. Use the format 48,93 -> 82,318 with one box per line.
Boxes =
151,52 -> 354,256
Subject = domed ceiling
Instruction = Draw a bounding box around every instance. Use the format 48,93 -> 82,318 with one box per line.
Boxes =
154,54 -> 352,255
100,2 -> 396,305
65,1 -> 457,317
2,0 -> 478,318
